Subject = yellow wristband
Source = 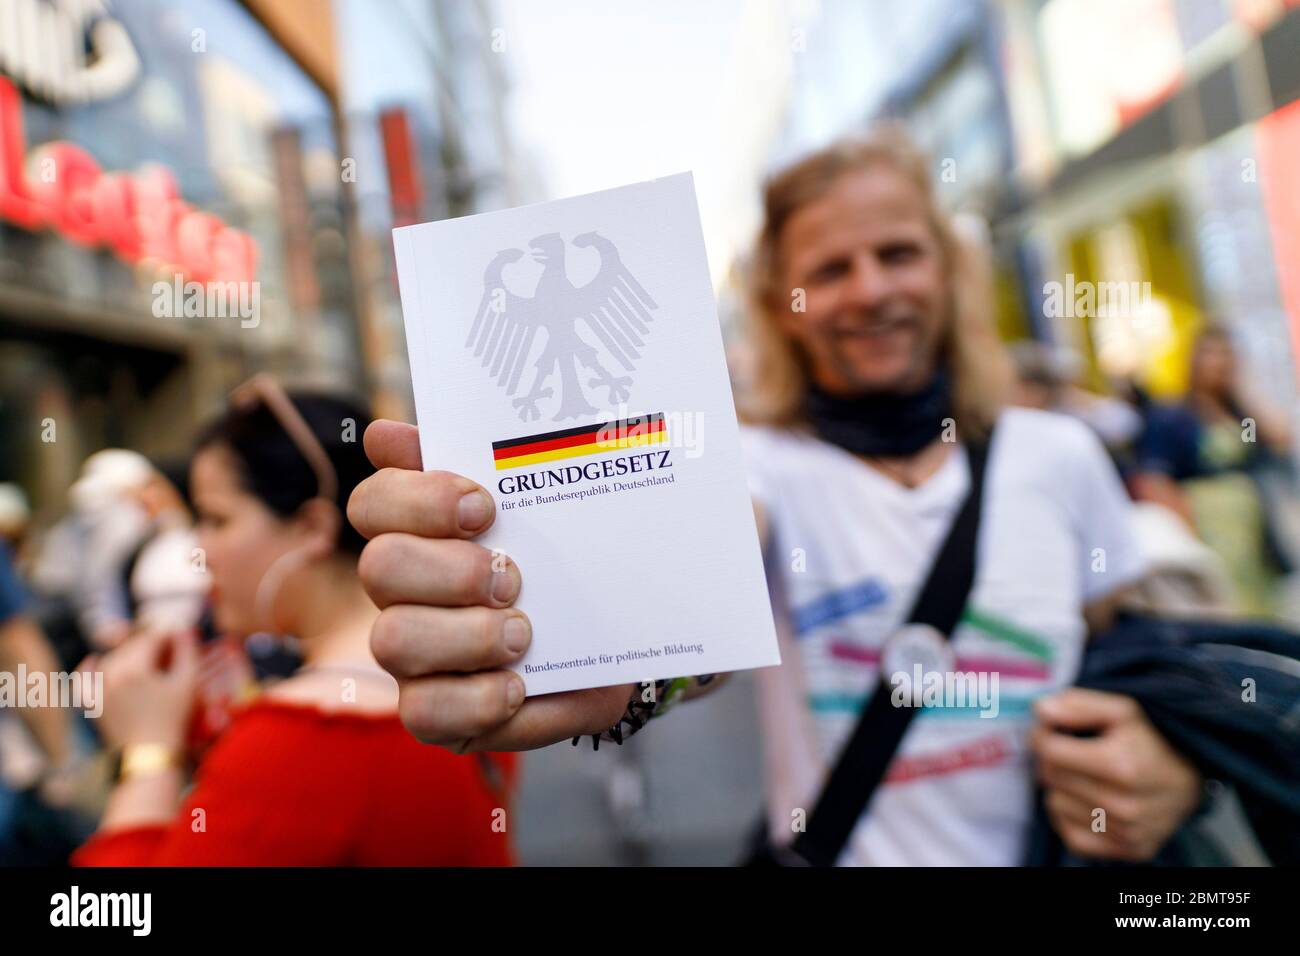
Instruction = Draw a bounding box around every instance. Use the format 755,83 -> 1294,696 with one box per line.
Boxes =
120,743 -> 179,781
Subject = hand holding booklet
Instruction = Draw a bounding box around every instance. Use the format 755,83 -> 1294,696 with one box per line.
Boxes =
392,173 -> 779,696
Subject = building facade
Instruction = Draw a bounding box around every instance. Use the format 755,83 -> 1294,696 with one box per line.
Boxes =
0,0 -> 365,512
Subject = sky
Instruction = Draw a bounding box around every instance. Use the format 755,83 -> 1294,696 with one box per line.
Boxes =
492,0 -> 749,197
337,0 -> 753,191
330,1 -> 899,285
335,0 -> 797,283
335,0 -> 441,114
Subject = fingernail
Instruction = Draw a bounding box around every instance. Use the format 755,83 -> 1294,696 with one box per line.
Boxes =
505,677 -> 525,709
457,491 -> 492,532
491,561 -> 520,604
503,615 -> 531,654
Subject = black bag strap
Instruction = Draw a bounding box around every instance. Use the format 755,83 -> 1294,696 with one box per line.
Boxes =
786,430 -> 995,867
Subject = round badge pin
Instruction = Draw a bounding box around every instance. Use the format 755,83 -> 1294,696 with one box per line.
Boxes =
879,623 -> 955,699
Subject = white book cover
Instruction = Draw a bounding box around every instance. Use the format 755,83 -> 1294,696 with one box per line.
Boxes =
392,172 -> 779,696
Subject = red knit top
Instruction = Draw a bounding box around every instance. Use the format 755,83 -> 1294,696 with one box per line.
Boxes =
72,698 -> 517,866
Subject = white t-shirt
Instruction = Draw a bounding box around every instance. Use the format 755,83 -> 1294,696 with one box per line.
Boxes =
741,406 -> 1147,866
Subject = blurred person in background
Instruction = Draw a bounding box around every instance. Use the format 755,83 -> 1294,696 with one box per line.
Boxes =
347,127 -> 1209,866
121,461 -> 208,639
1133,325 -> 1295,617
1010,343 -> 1240,616
64,449 -> 157,650
1009,340 -> 1143,454
73,376 -> 515,866
0,484 -> 31,552
0,539 -> 92,862
23,451 -> 207,672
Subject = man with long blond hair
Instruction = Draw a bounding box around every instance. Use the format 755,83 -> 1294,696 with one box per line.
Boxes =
731,127 -> 1202,865
347,127 -> 1205,865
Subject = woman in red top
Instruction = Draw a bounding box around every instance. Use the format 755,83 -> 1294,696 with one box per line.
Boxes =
74,377 -> 517,866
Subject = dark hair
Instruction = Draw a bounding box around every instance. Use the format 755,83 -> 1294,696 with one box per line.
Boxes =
194,391 -> 374,557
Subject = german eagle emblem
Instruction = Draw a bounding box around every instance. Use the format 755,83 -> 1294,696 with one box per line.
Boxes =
465,232 -> 658,422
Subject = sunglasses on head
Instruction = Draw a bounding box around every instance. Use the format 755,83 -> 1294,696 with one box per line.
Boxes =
228,374 -> 339,505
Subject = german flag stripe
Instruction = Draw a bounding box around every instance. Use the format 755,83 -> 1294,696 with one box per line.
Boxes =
494,430 -> 667,471
495,429 -> 667,470
492,412 -> 666,453
493,415 -> 666,460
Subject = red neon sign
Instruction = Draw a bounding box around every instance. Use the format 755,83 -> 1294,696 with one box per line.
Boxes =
0,76 -> 258,285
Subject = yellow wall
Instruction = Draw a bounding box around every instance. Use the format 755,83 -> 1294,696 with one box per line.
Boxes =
1062,195 -> 1202,398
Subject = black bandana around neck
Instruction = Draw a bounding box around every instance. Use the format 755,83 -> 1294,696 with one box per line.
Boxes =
805,370 -> 953,458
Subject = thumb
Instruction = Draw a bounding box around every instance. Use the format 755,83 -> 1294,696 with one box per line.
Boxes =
1034,688 -> 1140,733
